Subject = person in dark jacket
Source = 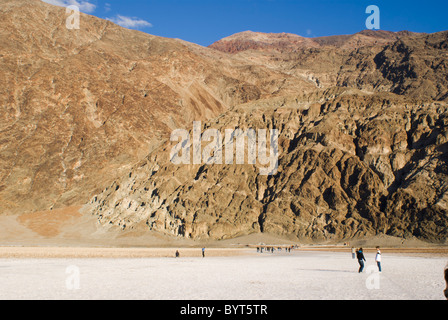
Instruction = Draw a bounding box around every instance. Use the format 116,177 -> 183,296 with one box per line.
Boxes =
444,264 -> 448,300
356,248 -> 366,273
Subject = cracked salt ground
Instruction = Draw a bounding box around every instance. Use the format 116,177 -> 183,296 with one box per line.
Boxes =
0,251 -> 446,300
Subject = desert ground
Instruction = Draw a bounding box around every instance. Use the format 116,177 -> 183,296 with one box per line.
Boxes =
0,250 -> 446,300
0,208 -> 447,300
1,206 -> 447,249
1,0 -> 447,302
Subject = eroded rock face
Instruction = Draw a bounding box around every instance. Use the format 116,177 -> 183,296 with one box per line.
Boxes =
0,0 -> 314,215
210,30 -> 448,103
2,0 -> 447,243
87,89 -> 448,242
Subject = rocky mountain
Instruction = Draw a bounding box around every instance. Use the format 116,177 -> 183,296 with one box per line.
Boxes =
208,31 -> 321,53
87,88 -> 448,242
210,30 -> 448,102
208,30 -> 417,53
0,0 -> 315,215
1,0 -> 447,244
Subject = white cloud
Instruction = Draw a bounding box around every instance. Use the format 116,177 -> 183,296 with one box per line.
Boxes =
106,15 -> 152,29
41,0 -> 96,14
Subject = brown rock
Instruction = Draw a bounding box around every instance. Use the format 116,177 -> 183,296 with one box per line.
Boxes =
2,0 -> 447,244
86,89 -> 448,242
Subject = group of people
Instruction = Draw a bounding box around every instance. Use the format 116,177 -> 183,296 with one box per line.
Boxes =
256,246 -> 294,253
352,246 -> 382,273
172,245 -> 448,299
353,247 -> 448,300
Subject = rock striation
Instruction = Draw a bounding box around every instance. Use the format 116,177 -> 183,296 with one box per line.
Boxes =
1,0 -> 447,243
0,0 -> 314,215
87,88 -> 448,242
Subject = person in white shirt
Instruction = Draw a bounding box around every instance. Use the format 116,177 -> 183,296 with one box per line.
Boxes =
375,246 -> 382,272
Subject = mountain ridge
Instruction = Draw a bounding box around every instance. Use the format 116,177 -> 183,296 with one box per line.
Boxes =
208,29 -> 423,53
0,0 -> 314,215
1,0 -> 447,244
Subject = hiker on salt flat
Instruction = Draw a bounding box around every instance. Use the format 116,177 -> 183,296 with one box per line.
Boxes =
356,248 -> 366,273
375,246 -> 382,272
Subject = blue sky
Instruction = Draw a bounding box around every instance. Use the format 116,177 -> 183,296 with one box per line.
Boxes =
44,0 -> 448,46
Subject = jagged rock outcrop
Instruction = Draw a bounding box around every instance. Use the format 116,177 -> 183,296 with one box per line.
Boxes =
87,88 -> 448,242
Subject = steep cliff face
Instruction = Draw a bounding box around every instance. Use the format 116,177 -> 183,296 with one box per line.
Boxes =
0,0 -> 314,215
87,88 -> 448,242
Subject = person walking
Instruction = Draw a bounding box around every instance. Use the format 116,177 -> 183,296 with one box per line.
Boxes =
351,247 -> 356,259
202,247 -> 205,258
356,248 -> 366,273
375,246 -> 382,272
